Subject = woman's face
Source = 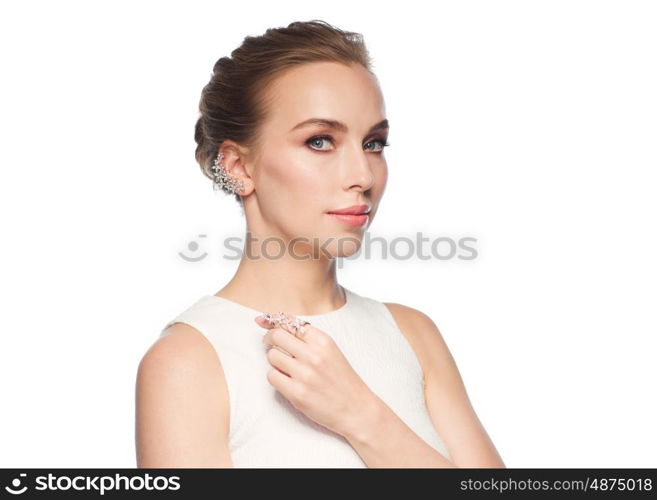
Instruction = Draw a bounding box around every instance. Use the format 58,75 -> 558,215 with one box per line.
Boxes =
247,61 -> 389,259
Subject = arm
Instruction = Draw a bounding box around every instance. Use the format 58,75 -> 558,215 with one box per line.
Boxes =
383,302 -> 506,468
341,303 -> 505,468
343,394 -> 458,467
135,322 -> 234,468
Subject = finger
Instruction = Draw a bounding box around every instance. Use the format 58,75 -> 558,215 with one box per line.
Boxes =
255,312 -> 314,341
263,341 -> 294,359
266,366 -> 297,402
280,315 -> 320,344
265,343 -> 302,378
262,328 -> 306,359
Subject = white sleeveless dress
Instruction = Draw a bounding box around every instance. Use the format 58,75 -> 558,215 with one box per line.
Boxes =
160,286 -> 451,468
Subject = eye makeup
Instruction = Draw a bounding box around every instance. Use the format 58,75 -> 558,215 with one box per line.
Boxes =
304,135 -> 390,154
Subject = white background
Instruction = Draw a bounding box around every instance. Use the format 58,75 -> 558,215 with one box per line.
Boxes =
1,0 -> 655,468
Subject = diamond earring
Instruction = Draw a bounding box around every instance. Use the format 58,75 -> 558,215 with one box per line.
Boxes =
211,152 -> 245,195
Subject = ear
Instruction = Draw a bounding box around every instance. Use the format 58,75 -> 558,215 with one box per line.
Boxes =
217,140 -> 255,196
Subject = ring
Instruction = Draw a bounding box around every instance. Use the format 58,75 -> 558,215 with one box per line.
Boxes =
292,318 -> 311,338
263,312 -> 310,338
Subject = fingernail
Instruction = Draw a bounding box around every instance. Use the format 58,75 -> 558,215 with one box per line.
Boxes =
256,313 -> 271,323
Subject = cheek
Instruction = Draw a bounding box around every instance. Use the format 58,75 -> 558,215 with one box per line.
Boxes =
258,156 -> 331,230
267,155 -> 333,204
373,163 -> 388,198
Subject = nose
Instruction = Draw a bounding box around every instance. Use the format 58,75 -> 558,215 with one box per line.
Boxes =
342,140 -> 376,191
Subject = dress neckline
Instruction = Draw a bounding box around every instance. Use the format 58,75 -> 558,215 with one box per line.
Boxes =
206,285 -> 352,319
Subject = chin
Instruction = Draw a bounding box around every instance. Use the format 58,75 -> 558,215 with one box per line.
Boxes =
324,236 -> 363,259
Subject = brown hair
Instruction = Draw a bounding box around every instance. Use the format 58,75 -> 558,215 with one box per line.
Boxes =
194,19 -> 373,203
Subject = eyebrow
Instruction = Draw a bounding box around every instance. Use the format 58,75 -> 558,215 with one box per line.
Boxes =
290,118 -> 389,135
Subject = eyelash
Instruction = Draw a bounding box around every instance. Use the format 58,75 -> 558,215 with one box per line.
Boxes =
305,135 -> 390,154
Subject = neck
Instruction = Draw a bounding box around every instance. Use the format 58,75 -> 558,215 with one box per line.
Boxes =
216,232 -> 345,316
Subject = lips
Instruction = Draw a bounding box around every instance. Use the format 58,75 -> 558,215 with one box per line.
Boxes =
327,212 -> 369,227
327,204 -> 371,215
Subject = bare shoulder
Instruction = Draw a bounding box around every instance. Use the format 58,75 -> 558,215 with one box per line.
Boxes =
382,302 -> 454,381
135,322 -> 233,467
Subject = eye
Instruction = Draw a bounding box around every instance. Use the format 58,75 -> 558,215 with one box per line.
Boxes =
306,135 -> 391,154
365,137 -> 390,153
305,135 -> 334,152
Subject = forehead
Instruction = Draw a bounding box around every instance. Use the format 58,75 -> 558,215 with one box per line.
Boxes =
262,61 -> 385,129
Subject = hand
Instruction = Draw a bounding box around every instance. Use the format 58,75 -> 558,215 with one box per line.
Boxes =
255,312 -> 380,439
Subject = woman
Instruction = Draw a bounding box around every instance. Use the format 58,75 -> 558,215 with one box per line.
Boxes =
135,19 -> 505,468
